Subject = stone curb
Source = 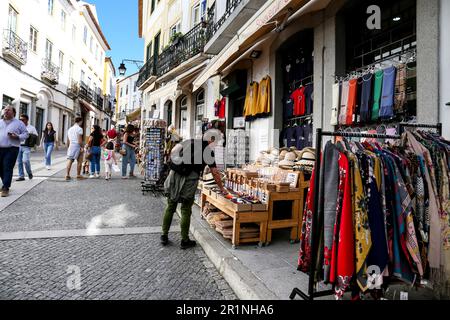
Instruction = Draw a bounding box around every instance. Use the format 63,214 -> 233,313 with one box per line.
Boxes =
174,204 -> 279,300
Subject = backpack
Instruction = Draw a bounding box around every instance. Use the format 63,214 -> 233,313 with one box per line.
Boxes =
24,133 -> 39,148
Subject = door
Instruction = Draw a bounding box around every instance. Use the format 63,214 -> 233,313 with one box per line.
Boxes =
153,32 -> 160,67
62,114 -> 66,145
35,107 -> 44,140
179,96 -> 188,139
8,5 -> 18,33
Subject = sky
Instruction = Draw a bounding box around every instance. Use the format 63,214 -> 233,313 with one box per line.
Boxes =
89,0 -> 144,77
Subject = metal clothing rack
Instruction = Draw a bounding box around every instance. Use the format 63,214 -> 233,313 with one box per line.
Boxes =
398,122 -> 442,136
290,128 -> 401,301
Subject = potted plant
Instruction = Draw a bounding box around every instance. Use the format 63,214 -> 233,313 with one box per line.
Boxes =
170,32 -> 184,46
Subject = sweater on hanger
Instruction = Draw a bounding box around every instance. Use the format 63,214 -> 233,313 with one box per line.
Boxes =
255,76 -> 271,116
243,82 -> 259,120
339,81 -> 350,125
346,79 -> 358,125
372,70 -> 384,122
379,66 -> 397,120
360,73 -> 373,123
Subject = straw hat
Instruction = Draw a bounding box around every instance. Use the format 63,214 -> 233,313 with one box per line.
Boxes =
279,150 -> 288,160
284,152 -> 297,162
296,148 -> 316,167
279,159 -> 295,169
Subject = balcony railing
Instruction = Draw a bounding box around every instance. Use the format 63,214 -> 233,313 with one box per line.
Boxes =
206,0 -> 243,40
41,58 -> 59,84
137,57 -> 156,88
79,82 -> 93,102
2,29 -> 27,66
156,22 -> 208,77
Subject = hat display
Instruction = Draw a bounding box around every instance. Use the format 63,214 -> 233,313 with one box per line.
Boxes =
279,150 -> 288,160
296,148 -> 316,168
279,159 -> 295,169
284,152 -> 297,162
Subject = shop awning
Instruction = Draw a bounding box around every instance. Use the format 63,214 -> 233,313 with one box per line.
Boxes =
193,0 -> 330,90
79,99 -> 96,114
177,60 -> 208,91
126,108 -> 141,123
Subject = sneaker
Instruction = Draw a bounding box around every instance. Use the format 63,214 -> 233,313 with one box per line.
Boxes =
76,176 -> 86,180
89,175 -> 95,179
121,176 -> 128,180
160,235 -> 169,246
95,173 -> 100,178
180,239 -> 196,250
28,174 -> 33,180
65,176 -> 71,181
1,189 -> 9,197
46,166 -> 51,170
16,177 -> 25,182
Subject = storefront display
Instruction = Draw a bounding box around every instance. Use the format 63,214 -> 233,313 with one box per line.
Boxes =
243,76 -> 272,121
141,119 -> 167,195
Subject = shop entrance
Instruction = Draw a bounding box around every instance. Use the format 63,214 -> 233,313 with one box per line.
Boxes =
276,29 -> 314,150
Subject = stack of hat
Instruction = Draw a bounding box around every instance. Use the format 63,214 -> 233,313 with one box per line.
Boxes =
294,147 -> 316,171
279,151 -> 297,169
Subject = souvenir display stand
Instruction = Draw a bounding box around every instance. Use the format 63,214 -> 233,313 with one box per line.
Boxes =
141,119 -> 167,196
201,166 -> 311,249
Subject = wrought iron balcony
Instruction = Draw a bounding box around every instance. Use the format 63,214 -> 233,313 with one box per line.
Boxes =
2,29 -> 28,66
96,94 -> 104,111
137,57 -> 156,89
79,81 -> 93,102
156,22 -> 208,78
41,58 -> 59,85
204,0 -> 265,54
67,79 -> 79,98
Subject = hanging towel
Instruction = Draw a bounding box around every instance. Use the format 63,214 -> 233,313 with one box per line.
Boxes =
372,70 -> 384,122
379,66 -> 397,120
346,79 -> 358,125
339,81 -> 349,125
330,83 -> 340,126
360,73 -> 373,123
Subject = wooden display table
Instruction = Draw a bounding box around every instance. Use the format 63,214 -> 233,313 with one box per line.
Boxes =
265,171 -> 310,245
201,191 -> 268,249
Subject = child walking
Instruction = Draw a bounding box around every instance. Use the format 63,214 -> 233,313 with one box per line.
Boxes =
102,141 -> 118,181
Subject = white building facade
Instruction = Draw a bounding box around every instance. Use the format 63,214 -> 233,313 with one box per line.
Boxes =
116,72 -> 141,127
0,0 -> 113,145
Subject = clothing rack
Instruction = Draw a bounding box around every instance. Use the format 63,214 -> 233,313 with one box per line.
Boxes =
285,115 -> 313,127
398,122 -> 442,136
334,48 -> 417,82
292,75 -> 314,88
289,128 -> 402,301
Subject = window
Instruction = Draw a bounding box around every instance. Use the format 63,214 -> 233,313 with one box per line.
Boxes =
48,0 -> 54,15
45,39 -> 53,62
134,81 -> 137,92
120,87 -> 123,97
72,25 -> 76,41
83,26 -> 87,44
8,5 -> 18,33
126,85 -> 129,95
81,70 -> 85,83
2,95 -> 14,108
170,22 -> 181,38
151,0 -> 156,13
20,102 -> 28,116
196,89 -> 205,121
90,36 -> 93,52
145,42 -> 152,62
95,45 -> 98,60
61,10 -> 66,30
29,26 -> 38,52
192,0 -> 207,27
69,61 -> 74,80
58,51 -> 64,72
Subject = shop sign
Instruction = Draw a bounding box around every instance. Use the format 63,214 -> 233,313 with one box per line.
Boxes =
233,117 -> 245,129
255,0 -> 291,28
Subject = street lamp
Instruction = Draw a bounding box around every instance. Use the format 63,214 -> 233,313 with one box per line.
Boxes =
118,59 -> 144,76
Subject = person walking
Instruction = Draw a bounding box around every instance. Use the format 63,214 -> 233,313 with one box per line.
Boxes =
102,141 -> 118,181
40,122 -> 57,170
87,125 -> 104,179
65,117 -> 85,181
16,114 -> 38,182
121,124 -> 137,179
0,105 -> 28,197
161,137 -> 228,249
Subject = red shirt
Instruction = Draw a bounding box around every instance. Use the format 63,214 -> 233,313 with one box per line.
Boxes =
291,87 -> 306,116
107,129 -> 117,139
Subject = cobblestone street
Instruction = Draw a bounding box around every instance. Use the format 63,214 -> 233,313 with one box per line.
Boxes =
0,152 -> 236,300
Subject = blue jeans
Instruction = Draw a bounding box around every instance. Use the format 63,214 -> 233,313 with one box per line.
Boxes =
122,144 -> 136,177
90,146 -> 101,174
0,147 -> 20,190
18,146 -> 32,178
44,142 -> 54,166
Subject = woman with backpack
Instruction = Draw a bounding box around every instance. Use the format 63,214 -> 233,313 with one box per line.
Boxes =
40,122 -> 57,170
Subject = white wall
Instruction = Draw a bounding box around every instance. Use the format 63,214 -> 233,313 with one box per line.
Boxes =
440,0 -> 450,139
